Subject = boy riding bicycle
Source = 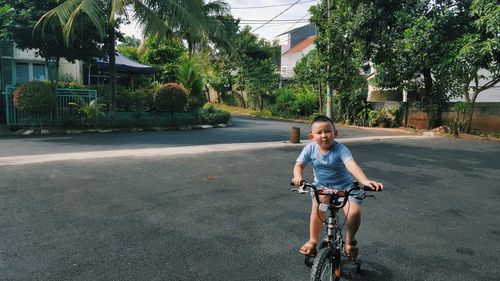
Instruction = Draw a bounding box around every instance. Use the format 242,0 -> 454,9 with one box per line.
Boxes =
292,115 -> 383,259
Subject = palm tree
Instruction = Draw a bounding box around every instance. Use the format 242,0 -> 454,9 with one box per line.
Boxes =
36,0 -> 203,112
169,0 -> 238,55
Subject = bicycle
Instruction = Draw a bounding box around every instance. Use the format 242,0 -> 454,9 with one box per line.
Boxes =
290,181 -> 378,281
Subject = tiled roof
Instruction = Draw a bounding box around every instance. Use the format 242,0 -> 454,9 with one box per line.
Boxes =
284,36 -> 316,55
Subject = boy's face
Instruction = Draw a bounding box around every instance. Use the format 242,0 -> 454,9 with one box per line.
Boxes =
310,121 -> 338,150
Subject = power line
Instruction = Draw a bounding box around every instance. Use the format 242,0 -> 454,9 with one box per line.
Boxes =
278,12 -> 310,36
252,0 -> 303,33
239,19 -> 310,22
231,0 -> 316,10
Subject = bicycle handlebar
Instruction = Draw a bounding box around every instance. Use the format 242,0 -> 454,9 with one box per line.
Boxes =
290,180 -> 378,209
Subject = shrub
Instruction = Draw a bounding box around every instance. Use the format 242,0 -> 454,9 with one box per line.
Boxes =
196,104 -> 231,125
154,83 -> 188,112
177,59 -> 206,110
116,87 -> 154,112
271,87 -> 296,116
13,81 -> 56,114
271,86 -> 317,117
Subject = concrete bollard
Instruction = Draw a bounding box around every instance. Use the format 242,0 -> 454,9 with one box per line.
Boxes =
290,127 -> 300,143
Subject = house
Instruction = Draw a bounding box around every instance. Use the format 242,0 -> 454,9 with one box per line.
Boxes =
279,24 -> 317,80
1,41 -> 155,124
0,41 -> 83,93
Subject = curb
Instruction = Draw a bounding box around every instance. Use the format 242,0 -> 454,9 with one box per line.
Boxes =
0,122 -> 232,137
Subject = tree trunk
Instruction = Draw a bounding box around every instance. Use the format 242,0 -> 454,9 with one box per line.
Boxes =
107,27 -> 116,113
318,76 -> 323,114
422,68 -> 440,129
204,84 -> 211,103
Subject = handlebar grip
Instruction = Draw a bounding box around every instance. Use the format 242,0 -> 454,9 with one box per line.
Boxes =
290,180 -> 305,186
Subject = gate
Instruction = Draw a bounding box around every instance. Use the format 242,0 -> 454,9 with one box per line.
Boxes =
4,85 -> 97,126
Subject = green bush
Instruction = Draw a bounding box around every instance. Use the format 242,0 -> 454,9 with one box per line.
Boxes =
177,59 -> 206,110
271,87 -> 296,116
13,81 -> 56,114
154,83 -> 188,112
271,86 -> 317,117
196,104 -> 231,125
116,87 -> 154,111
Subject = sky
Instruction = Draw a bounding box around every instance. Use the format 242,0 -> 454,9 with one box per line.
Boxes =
120,0 -> 319,44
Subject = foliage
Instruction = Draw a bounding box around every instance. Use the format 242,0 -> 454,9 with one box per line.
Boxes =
177,1 -> 239,55
2,0 -> 103,81
196,104 -> 231,125
176,58 -> 206,110
367,108 -> 401,128
309,1 -> 367,97
448,102 -> 470,136
271,86 -> 318,117
13,81 -> 56,114
233,26 -> 280,110
331,90 -> 370,125
345,0 -> 475,129
437,0 -> 500,133
116,87 -> 154,112
139,36 -> 188,83
154,83 -> 188,112
68,97 -> 106,128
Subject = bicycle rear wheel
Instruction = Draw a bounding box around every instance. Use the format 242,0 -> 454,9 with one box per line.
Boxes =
310,246 -> 341,281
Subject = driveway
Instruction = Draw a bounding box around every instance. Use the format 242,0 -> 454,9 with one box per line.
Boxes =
0,116 -> 498,281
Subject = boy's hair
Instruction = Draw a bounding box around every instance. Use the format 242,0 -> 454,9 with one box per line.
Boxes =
311,115 -> 336,129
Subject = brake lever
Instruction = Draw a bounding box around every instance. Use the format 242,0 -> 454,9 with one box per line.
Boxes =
291,187 -> 308,194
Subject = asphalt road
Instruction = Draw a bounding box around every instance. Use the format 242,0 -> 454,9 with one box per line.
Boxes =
0,116 -> 499,281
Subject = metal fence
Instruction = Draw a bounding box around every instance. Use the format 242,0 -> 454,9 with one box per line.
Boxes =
4,85 -> 97,126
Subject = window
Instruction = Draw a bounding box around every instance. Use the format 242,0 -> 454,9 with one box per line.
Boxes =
15,62 -> 47,84
16,62 -> 29,84
33,64 -> 46,80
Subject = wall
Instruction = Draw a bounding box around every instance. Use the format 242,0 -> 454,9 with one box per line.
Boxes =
407,103 -> 500,132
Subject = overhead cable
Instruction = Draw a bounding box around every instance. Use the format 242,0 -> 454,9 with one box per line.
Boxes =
252,0 -> 303,32
231,0 -> 316,10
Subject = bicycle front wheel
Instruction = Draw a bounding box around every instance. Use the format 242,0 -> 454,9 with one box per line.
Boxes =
310,246 -> 341,281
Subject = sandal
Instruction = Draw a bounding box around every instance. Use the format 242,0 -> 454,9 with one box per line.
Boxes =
299,241 -> 317,256
345,240 -> 358,259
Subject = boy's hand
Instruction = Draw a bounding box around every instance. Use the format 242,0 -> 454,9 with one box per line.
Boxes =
292,177 -> 304,187
361,180 -> 384,191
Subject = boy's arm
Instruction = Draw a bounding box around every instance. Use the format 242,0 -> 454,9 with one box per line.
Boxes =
344,159 -> 384,191
292,162 -> 305,187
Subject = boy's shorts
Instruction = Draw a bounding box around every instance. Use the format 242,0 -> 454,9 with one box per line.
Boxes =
310,183 -> 364,205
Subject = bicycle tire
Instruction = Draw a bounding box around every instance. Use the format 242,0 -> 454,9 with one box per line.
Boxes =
310,246 -> 342,281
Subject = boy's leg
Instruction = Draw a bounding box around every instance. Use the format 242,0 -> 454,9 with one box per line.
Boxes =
300,197 -> 326,255
310,197 -> 325,243
343,199 -> 361,258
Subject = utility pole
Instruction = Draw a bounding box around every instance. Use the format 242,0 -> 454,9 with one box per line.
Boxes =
325,0 -> 332,119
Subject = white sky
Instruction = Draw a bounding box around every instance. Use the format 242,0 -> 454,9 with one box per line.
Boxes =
120,0 -> 319,44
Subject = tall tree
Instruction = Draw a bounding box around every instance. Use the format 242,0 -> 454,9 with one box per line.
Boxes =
349,0 -> 471,129
443,0 -> 500,132
37,0 -> 202,112
233,26 -> 280,110
3,0 -> 103,83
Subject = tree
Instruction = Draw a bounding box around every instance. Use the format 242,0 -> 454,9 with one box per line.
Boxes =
139,36 -> 188,83
37,0 -> 202,113
2,0 -> 103,83
178,1 -> 239,55
349,0 -> 472,129
294,49 -> 327,113
117,36 -> 141,61
309,1 -> 367,104
233,26 -> 280,110
443,0 -> 500,132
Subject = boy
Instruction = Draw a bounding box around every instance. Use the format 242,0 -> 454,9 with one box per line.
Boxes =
292,115 -> 383,259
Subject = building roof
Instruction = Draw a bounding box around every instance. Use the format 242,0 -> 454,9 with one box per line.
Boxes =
97,53 -> 156,75
284,36 -> 316,55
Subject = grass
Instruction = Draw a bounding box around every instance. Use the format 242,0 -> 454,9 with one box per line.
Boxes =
212,104 -> 274,118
